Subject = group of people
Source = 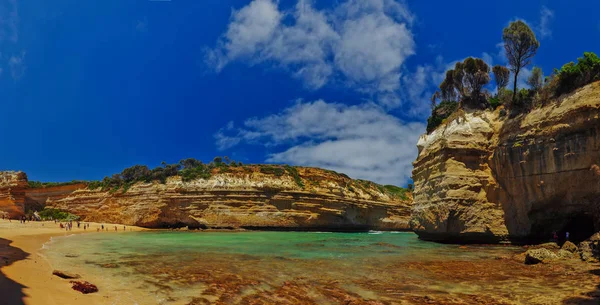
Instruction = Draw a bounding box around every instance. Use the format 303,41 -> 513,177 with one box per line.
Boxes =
96,224 -> 127,232
552,231 -> 570,242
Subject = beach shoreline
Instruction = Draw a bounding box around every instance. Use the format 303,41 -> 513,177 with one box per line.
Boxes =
0,219 -> 145,305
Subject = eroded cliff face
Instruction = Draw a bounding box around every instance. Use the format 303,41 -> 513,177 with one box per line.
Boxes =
0,172 -> 86,218
45,167 -> 412,230
0,171 -> 28,218
411,82 -> 600,243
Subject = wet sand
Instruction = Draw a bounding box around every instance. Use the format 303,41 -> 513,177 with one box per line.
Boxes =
0,219 -> 144,305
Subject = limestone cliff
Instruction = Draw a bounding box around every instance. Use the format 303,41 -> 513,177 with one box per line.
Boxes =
42,166 -> 411,230
0,172 -> 28,217
411,81 -> 600,243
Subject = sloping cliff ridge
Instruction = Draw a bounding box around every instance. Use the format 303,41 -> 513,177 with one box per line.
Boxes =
411,81 -> 600,243
4,166 -> 411,230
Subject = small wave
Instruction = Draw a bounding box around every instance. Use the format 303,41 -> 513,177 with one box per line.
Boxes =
368,231 -> 384,235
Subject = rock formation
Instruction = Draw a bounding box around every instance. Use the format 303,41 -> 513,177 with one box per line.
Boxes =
411,81 -> 600,243
29,166 -> 412,231
0,172 -> 28,218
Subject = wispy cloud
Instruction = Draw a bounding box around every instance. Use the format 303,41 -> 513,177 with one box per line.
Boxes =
206,0 -> 416,109
135,18 -> 148,33
0,0 -> 18,43
538,6 -> 554,39
9,52 -> 25,80
215,100 -> 424,185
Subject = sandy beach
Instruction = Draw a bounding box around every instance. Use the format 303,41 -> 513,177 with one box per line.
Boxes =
0,219 -> 145,305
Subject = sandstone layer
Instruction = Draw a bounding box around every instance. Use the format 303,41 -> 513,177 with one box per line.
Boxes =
0,172 -> 86,218
40,166 -> 412,230
0,172 -> 28,218
411,81 -> 600,243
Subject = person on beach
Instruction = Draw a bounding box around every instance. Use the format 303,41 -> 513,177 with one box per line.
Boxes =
101,224 -> 104,230
566,232 -> 570,241
114,226 -> 117,231
123,225 -> 126,231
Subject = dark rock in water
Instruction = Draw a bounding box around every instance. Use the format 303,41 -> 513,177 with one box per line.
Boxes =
524,249 -> 558,265
561,241 -> 578,253
52,270 -> 81,279
70,281 -> 98,294
65,254 -> 79,258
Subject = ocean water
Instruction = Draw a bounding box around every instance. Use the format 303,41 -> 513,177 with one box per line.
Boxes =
41,231 -> 599,304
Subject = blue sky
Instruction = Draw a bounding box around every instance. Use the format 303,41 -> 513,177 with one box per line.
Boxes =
0,0 -> 598,186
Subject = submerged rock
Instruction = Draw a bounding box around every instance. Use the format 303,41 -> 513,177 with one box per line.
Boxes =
70,281 -> 98,294
52,270 -> 80,279
525,249 -> 558,265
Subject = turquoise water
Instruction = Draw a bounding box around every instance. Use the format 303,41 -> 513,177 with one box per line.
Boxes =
42,231 -> 547,304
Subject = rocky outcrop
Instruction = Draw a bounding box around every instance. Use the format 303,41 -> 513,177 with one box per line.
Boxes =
0,172 -> 28,218
24,184 -> 87,212
0,172 -> 86,218
45,166 -> 412,230
524,248 -> 558,264
411,81 -> 600,243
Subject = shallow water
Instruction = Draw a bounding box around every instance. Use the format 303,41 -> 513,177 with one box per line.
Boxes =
42,231 -> 600,304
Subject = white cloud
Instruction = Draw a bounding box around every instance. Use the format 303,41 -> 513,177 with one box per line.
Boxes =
136,19 -> 148,33
8,52 -> 24,80
538,6 -> 554,39
0,0 -> 18,43
207,0 -> 415,107
215,100 -> 424,185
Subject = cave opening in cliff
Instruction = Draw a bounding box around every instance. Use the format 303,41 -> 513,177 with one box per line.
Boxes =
557,214 -> 596,244
530,212 -> 596,244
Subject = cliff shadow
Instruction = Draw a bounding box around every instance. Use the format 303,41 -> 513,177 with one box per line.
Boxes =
0,238 -> 29,305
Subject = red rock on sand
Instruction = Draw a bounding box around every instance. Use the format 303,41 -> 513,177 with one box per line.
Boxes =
69,281 -> 98,294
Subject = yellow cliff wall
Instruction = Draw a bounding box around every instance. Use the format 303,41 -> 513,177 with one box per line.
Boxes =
411,81 -> 600,243
45,167 -> 412,230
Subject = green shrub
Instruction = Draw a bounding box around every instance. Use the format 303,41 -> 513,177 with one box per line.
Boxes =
260,165 -> 285,177
27,180 -> 87,188
489,96 -> 501,109
284,165 -> 304,188
555,52 -> 600,95
383,185 -> 409,200
426,100 -> 458,133
38,208 -> 79,221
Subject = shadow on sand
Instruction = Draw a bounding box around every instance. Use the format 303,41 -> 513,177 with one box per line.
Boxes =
0,237 -> 29,305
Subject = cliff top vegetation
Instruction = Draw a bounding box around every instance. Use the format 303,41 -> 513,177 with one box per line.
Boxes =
25,157 -> 410,200
427,20 -> 600,133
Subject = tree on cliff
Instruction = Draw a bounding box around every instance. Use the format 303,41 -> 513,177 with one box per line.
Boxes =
437,57 -> 490,108
503,21 -> 539,104
527,66 -> 544,91
492,65 -> 510,90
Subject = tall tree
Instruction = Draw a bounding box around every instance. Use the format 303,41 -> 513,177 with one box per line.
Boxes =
436,57 -> 490,108
527,66 -> 543,91
430,91 -> 441,109
462,57 -> 490,100
503,21 -> 539,103
492,65 -> 510,90
439,70 -> 457,101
